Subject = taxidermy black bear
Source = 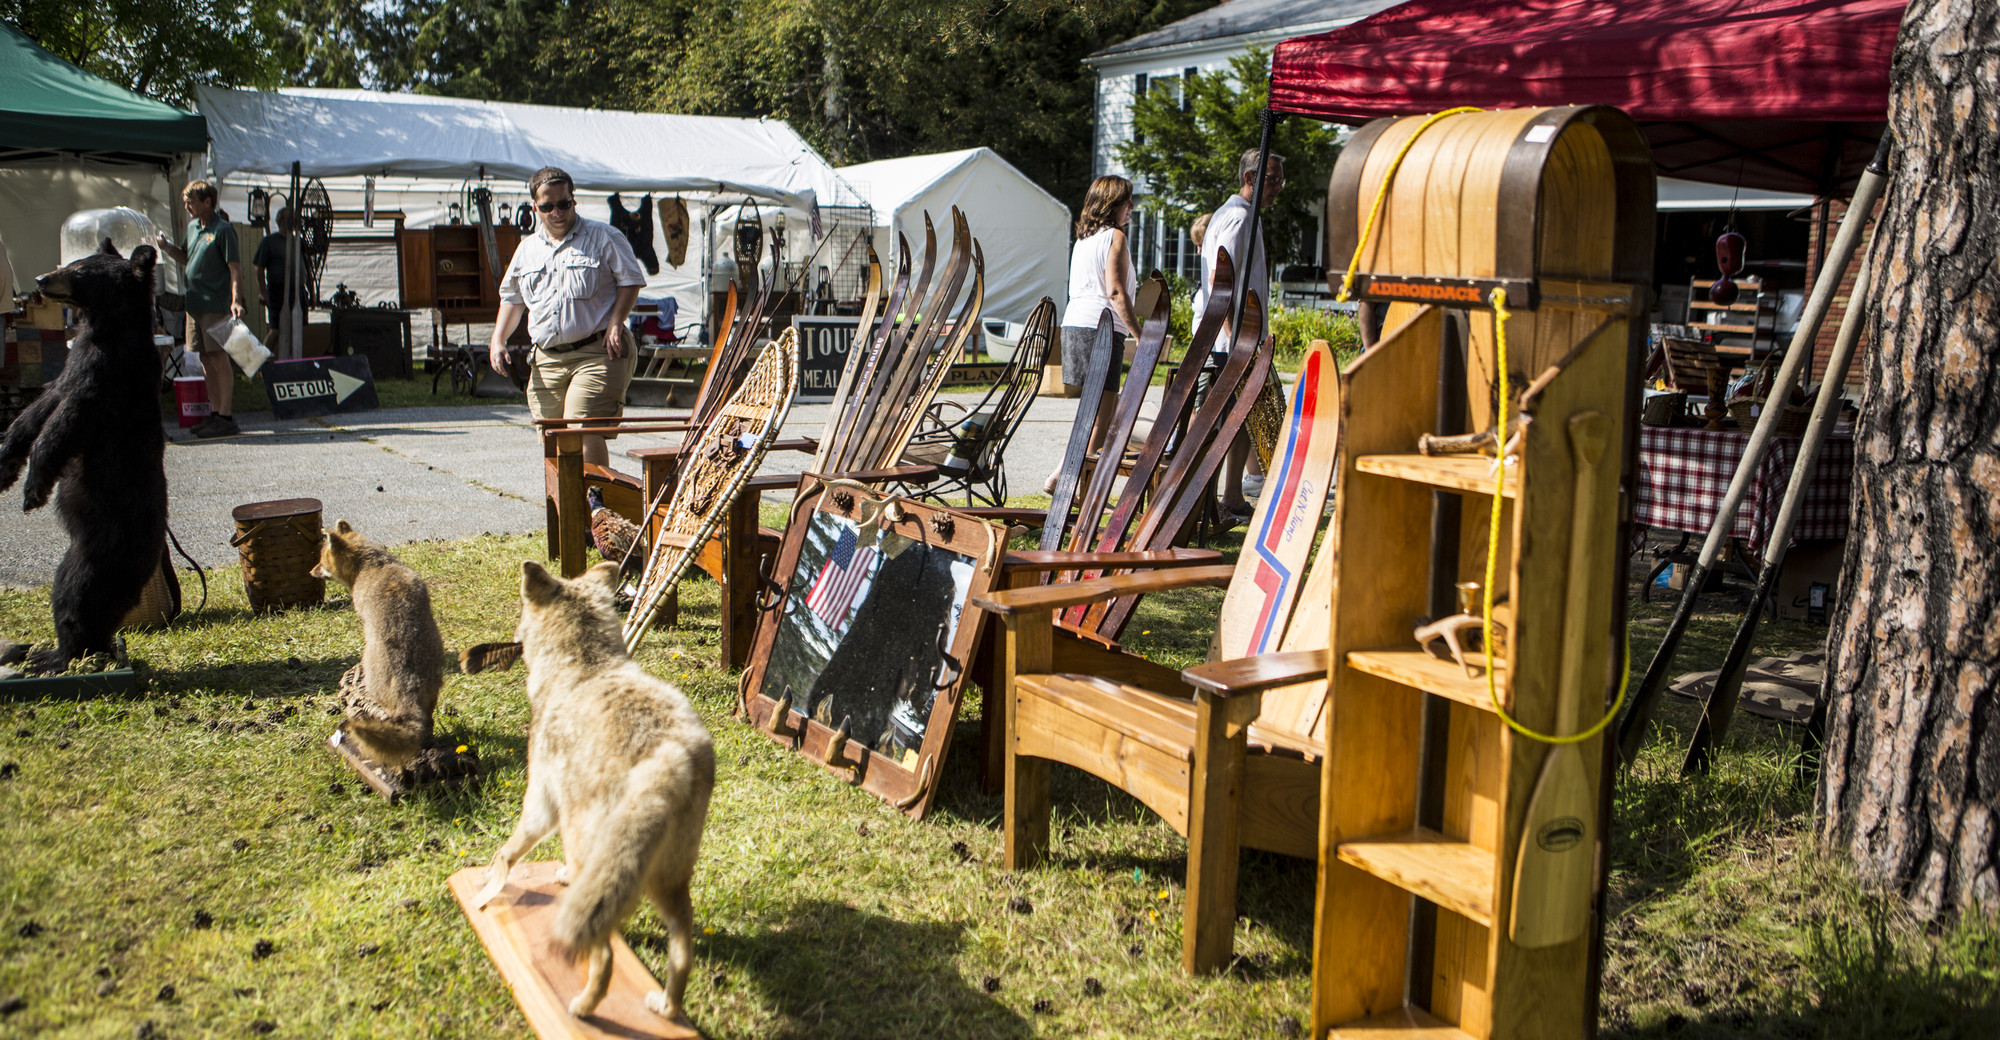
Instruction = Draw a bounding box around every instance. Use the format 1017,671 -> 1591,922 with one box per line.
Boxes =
0,240 -> 168,672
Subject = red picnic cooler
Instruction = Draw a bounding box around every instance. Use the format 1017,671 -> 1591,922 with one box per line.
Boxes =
173,376 -> 210,428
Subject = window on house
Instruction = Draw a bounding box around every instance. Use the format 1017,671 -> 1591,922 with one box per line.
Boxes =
1133,74 -> 1148,146
1182,67 -> 1198,112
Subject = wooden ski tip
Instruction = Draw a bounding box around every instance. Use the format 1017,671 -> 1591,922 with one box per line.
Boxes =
461,641 -> 523,674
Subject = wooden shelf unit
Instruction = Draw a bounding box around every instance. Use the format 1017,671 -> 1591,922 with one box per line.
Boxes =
1684,274 -> 1776,346
1314,105 -> 1650,1039
396,223 -> 522,316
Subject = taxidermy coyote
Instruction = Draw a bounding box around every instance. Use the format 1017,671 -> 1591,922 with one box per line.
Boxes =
311,519 -> 445,766
476,560 -> 715,1024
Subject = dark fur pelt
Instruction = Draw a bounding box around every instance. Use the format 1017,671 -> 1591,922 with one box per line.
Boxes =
0,240 -> 167,670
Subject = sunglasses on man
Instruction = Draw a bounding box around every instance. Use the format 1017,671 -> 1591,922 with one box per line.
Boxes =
536,198 -> 575,213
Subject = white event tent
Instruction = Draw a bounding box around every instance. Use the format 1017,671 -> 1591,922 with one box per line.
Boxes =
838,148 -> 1068,325
193,87 -> 870,335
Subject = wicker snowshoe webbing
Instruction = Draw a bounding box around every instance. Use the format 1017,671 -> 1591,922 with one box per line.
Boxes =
815,209 -> 982,477
622,329 -> 800,653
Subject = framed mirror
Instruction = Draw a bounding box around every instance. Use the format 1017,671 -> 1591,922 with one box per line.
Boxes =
739,479 -> 1004,817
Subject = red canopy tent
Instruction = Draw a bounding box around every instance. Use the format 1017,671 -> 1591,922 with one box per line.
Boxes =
1269,0 -> 1905,196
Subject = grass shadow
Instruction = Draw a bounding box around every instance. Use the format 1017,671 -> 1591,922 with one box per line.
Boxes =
690,900 -> 1031,1039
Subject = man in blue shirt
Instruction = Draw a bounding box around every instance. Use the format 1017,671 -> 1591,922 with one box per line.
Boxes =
155,180 -> 245,438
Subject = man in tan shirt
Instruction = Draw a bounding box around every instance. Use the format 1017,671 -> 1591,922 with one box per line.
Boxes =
490,166 -> 647,466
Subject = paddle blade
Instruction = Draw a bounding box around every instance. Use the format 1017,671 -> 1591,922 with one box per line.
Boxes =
1508,744 -> 1593,948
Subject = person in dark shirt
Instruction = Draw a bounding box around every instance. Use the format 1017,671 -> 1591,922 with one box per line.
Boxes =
252,208 -> 311,358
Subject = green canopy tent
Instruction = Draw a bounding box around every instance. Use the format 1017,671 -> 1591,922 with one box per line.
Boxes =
0,22 -> 208,288
0,22 -> 207,158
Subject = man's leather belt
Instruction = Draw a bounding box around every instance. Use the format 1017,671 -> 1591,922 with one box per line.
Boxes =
541,329 -> 604,354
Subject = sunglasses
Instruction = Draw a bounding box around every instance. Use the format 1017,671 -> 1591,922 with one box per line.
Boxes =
536,198 -> 576,213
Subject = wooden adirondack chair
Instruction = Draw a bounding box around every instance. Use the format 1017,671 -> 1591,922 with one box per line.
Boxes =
894,297 -> 1057,507
972,325 -> 1340,975
968,250 -> 1272,786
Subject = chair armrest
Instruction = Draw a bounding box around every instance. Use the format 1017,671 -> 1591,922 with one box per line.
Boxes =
1182,650 -> 1330,698
533,414 -> 685,427
973,564 -> 1234,616
627,436 -> 817,462
1001,547 -> 1222,573
743,473 -> 801,494
832,464 -> 940,483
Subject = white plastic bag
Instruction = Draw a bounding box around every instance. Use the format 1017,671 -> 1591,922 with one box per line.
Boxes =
202,316 -> 272,378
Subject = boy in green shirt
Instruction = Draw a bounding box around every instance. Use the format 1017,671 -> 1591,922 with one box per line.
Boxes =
155,179 -> 245,438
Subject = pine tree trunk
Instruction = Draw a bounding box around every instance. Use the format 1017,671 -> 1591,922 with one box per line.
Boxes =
1817,0 -> 2000,916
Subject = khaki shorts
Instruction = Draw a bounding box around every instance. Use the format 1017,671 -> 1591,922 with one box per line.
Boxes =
528,342 -> 636,436
187,312 -> 229,354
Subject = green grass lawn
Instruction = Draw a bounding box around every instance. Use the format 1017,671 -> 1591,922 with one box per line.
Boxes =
0,527 -> 1993,1038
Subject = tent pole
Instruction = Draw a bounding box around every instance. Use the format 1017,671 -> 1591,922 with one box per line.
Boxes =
1616,134 -> 1892,765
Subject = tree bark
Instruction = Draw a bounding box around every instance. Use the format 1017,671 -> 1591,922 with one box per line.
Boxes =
1818,0 -> 2000,916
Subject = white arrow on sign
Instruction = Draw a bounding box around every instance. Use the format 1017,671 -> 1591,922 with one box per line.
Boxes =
330,369 -> 367,404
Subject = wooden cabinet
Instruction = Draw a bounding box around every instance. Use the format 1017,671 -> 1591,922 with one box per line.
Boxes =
395,225 -> 521,315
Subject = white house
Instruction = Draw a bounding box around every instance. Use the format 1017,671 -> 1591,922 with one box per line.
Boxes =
1084,0 -> 1400,282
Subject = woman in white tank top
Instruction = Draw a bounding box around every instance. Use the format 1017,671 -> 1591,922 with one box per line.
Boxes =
1045,175 -> 1141,492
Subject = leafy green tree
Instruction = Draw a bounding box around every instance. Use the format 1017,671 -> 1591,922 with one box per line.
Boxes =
1117,47 -> 1342,266
4,0 -> 279,104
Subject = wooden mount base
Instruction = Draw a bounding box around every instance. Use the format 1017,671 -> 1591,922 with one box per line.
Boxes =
447,862 -> 699,1039
327,723 -> 482,804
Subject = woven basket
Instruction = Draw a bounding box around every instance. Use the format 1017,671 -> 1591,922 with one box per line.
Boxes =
1641,392 -> 1687,427
119,554 -> 181,630
230,499 -> 326,612
1728,397 -> 1811,436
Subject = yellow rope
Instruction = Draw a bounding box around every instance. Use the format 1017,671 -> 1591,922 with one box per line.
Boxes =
1483,287 -> 1629,744
1336,107 -> 1484,302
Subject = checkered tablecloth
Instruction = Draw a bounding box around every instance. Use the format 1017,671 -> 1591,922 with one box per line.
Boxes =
1634,426 -> 1853,552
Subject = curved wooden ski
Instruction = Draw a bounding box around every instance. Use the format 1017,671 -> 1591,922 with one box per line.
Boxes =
1040,312 -> 1122,554
1219,337 -> 1340,660
623,330 -> 800,652
1059,273 -> 1175,555
850,213 -> 958,470
1084,289 -> 1270,636
816,233 -> 882,459
1061,247 -> 1237,560
889,237 -> 986,461
819,233 -> 912,473
865,211 -> 976,467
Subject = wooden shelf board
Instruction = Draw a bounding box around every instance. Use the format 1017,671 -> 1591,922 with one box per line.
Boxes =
1686,301 -> 1766,313
1354,455 -> 1517,498
1345,649 -> 1507,714
1335,827 -> 1495,928
1327,1006 -> 1475,1039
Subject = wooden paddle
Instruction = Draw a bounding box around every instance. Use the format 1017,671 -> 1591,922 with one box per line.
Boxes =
1509,409 -> 1610,950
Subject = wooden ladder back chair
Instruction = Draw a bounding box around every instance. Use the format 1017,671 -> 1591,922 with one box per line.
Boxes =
972,319 -> 1335,978
896,296 -> 1059,507
1302,105 -> 1652,1039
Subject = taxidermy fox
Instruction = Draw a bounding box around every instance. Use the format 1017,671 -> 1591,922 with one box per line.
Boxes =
476,560 -> 714,1025
311,519 -> 446,766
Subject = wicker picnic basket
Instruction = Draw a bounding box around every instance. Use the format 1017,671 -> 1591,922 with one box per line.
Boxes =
230,498 -> 326,611
118,553 -> 181,630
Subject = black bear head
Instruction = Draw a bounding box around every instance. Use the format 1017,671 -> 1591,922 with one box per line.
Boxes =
34,238 -> 158,323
